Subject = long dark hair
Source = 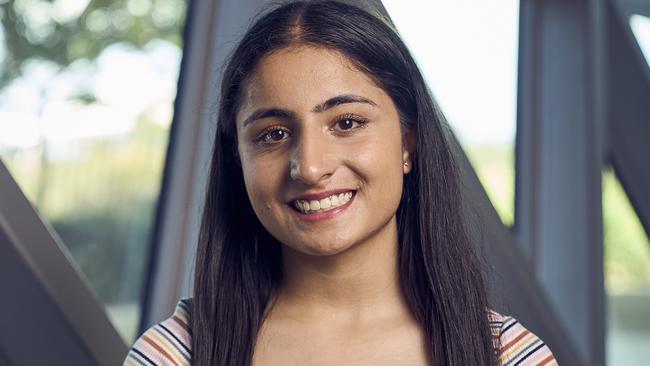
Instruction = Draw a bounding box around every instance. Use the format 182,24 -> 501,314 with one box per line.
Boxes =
193,1 -> 497,365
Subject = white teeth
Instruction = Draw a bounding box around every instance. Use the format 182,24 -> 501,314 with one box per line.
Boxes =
293,191 -> 354,214
330,195 -> 340,206
319,198 -> 331,209
309,200 -> 320,211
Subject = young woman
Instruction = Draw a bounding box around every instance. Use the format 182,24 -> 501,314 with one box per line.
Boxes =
125,1 -> 557,365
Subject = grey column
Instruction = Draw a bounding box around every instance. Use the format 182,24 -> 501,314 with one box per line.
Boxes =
516,0 -> 607,364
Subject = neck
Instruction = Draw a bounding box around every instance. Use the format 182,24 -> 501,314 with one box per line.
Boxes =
276,216 -> 409,318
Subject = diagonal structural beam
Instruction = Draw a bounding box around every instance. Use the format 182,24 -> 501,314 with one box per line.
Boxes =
608,0 -> 650,238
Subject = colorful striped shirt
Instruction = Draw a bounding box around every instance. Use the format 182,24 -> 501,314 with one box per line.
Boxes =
490,312 -> 558,366
124,299 -> 557,365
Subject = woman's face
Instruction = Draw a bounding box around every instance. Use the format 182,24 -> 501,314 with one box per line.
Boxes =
236,46 -> 413,256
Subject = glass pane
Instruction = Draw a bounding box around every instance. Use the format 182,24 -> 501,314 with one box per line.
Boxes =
603,169 -> 650,366
382,0 -> 519,225
630,14 -> 650,68
0,0 -> 187,343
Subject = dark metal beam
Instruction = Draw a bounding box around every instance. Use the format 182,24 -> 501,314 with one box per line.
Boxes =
616,0 -> 650,17
608,0 -> 650,239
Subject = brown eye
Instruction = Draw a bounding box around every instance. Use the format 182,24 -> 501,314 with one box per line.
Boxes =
257,126 -> 291,145
268,129 -> 288,141
337,118 -> 356,130
333,115 -> 368,132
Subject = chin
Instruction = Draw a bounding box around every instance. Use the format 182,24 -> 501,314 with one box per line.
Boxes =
289,237 -> 357,257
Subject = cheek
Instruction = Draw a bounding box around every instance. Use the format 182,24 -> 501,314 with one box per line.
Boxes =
352,138 -> 405,198
240,155 -> 281,214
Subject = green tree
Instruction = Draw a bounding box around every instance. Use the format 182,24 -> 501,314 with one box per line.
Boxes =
0,0 -> 185,87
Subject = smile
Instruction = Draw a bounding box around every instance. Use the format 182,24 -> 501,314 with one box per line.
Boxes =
292,191 -> 354,215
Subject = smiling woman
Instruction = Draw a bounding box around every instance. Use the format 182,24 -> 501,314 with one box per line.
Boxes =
124,1 -> 556,366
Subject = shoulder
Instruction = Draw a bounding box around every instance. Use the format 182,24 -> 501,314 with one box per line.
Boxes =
489,311 -> 557,366
124,299 -> 193,366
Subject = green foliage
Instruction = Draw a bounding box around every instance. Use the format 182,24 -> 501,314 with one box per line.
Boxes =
603,169 -> 650,292
0,0 -> 186,87
467,144 -> 515,226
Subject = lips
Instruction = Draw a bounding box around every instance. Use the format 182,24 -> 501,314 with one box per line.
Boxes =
291,188 -> 355,201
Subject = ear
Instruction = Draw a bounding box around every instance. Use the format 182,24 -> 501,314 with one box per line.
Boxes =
402,128 -> 416,174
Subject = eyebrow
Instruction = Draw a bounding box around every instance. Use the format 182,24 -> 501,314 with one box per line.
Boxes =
242,94 -> 377,127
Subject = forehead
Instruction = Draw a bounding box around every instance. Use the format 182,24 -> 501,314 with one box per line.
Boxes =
238,46 -> 386,118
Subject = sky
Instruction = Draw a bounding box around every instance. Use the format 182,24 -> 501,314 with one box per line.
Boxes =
631,14 -> 650,66
383,0 -> 520,146
0,40 -> 180,149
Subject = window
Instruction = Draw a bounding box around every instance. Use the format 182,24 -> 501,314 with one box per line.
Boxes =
382,0 -> 520,225
0,0 -> 187,343
603,168 -> 650,366
630,14 -> 650,68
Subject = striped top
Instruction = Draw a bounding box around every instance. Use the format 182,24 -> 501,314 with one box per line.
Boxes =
124,299 -> 557,366
489,312 -> 558,366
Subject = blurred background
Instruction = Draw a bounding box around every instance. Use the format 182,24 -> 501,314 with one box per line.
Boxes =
0,0 -> 185,342
0,0 -> 648,365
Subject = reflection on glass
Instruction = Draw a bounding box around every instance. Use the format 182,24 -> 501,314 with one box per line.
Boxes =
382,0 -> 519,225
0,0 -> 186,342
603,169 -> 650,366
630,14 -> 650,68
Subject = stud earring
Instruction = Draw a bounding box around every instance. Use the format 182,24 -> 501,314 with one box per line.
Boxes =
403,162 -> 409,167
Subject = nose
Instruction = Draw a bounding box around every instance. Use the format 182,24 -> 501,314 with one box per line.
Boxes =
290,131 -> 335,185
